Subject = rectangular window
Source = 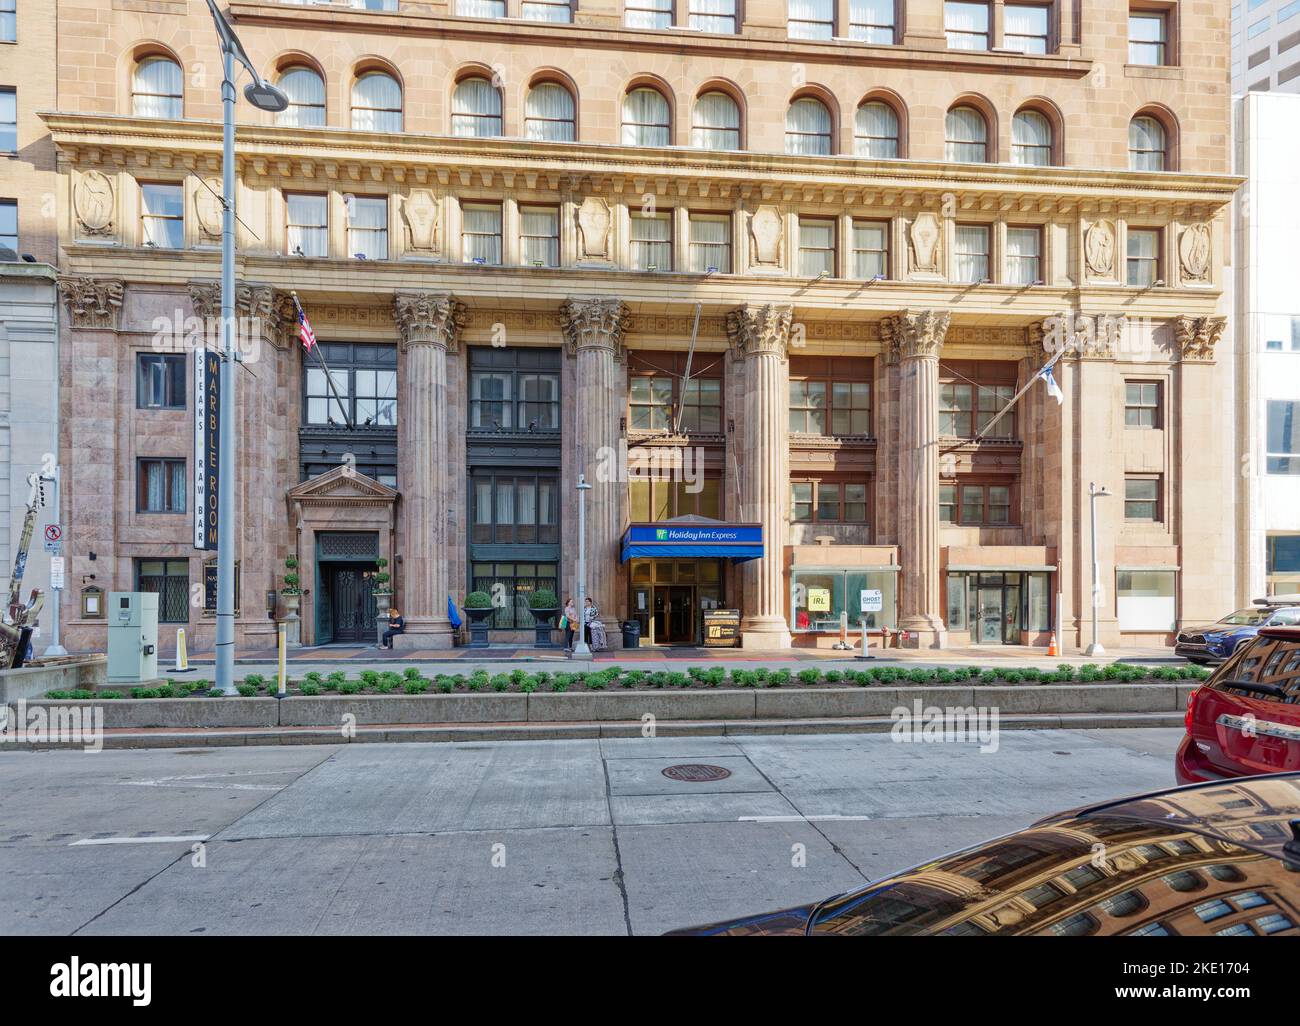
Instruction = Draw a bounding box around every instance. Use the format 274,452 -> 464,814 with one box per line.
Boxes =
788,379 -> 827,434
1117,569 -> 1176,631
1249,16 -> 1271,38
520,205 -> 559,267
137,353 -> 186,410
789,0 -> 835,39
939,382 -> 1015,438
798,217 -> 836,277
849,0 -> 896,43
1006,226 -> 1041,285
136,559 -> 190,623
303,342 -> 398,428
790,480 -> 869,523
354,367 -> 398,427
945,1 -> 990,49
627,0 -> 673,29
1124,476 -> 1161,521
1125,381 -> 1161,428
1126,228 -> 1161,287
680,377 -> 723,432
286,193 -> 328,258
0,0 -> 13,43
468,357 -> 561,432
469,561 -> 559,630
456,0 -> 506,15
940,484 -> 957,524
470,474 -> 560,546
955,224 -> 990,283
1284,0 -> 1300,21
945,480 -> 1015,525
631,211 -> 672,271
1267,534 -> 1300,575
137,458 -> 186,513
522,0 -> 573,21
690,0 -> 737,33
462,202 -> 503,265
1004,4 -> 1050,53
851,219 -> 889,279
0,198 -> 16,260
0,87 -> 14,152
629,376 -> 673,431
629,476 -> 722,520
348,195 -> 389,261
831,381 -> 871,434
689,213 -> 731,273
1268,399 -> 1300,473
141,182 -> 184,249
1129,11 -> 1168,65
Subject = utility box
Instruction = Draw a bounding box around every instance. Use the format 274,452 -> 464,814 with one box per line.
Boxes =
107,592 -> 159,684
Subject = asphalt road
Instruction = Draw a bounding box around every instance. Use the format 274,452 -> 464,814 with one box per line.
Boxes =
0,727 -> 1183,936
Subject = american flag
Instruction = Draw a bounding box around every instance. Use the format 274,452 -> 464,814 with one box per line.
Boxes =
296,300 -> 317,353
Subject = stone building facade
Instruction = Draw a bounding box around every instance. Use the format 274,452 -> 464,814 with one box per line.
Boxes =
45,0 -> 1237,653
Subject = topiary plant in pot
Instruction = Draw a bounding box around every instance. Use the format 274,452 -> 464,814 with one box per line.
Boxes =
464,590 -> 495,648
528,588 -> 560,648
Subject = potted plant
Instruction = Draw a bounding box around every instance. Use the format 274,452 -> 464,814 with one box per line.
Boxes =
281,555 -> 301,614
373,558 -> 392,611
527,588 -> 559,648
464,590 -> 494,648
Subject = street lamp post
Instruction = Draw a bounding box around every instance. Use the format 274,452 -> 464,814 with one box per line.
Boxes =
1085,481 -> 1112,658
572,475 -> 593,661
203,0 -> 288,694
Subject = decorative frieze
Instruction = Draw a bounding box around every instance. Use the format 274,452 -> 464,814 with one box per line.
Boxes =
394,290 -> 466,352
56,275 -> 124,329
881,309 -> 950,361
1174,315 -> 1226,362
561,295 -> 630,358
1036,312 -> 1127,360
726,303 -> 793,360
186,280 -> 293,347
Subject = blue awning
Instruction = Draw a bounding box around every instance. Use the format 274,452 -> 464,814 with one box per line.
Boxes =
620,522 -> 764,563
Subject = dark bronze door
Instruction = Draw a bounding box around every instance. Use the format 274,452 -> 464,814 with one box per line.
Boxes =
330,566 -> 375,643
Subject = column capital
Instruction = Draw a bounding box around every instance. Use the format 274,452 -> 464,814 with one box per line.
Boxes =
394,291 -> 465,353
881,309 -> 949,361
1174,315 -> 1226,363
561,296 -> 630,359
1035,312 -> 1126,361
56,275 -> 124,330
726,303 -> 793,360
187,279 -> 295,349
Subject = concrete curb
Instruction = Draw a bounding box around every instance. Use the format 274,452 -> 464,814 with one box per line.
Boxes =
2,710 -> 1187,750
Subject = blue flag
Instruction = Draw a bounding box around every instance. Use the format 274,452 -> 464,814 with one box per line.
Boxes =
447,595 -> 463,629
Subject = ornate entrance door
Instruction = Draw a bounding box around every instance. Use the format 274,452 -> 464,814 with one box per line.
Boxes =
329,566 -> 375,643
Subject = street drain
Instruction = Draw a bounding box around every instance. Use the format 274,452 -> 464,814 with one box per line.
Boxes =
662,763 -> 733,782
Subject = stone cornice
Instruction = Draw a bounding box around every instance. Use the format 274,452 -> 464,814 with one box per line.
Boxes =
393,291 -> 466,353
881,309 -> 950,361
560,296 -> 631,359
41,113 -> 1241,219
1174,315 -> 1227,363
56,275 -> 124,330
726,303 -> 793,360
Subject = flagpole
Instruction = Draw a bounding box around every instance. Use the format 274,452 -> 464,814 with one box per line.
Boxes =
956,345 -> 1066,449
291,292 -> 353,430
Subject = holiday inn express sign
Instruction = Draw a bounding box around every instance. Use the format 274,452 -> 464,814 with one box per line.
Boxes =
620,523 -> 764,562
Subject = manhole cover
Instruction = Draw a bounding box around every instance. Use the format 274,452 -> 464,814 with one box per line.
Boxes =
662,763 -> 733,783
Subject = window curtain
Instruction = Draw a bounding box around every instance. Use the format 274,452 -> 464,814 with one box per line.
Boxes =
277,68 -> 326,128
850,0 -> 895,42
456,0 -> 506,15
786,98 -> 832,155
287,194 -> 327,257
521,208 -> 559,266
1129,117 -> 1165,170
854,101 -> 899,158
522,0 -> 573,22
1012,110 -> 1051,165
525,83 -> 575,141
141,185 -> 183,248
946,107 -> 987,162
145,462 -> 163,511
852,221 -> 887,277
133,58 -> 183,118
955,225 -> 989,282
945,1 -> 989,39
348,197 -> 388,260
692,92 -> 740,150
690,217 -> 731,272
690,0 -> 736,32
789,0 -> 834,38
1006,227 -> 1041,284
1004,4 -> 1048,48
622,89 -> 670,146
453,78 -> 503,137
352,73 -> 402,132
169,462 -> 185,512
631,214 -> 672,269
626,0 -> 672,28
463,205 -> 503,264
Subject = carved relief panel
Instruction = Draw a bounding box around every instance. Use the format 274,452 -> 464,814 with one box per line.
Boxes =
401,189 -> 442,258
1177,222 -> 1212,286
1083,219 -> 1117,282
73,170 -> 117,242
908,211 -> 941,277
576,196 -> 613,264
747,205 -> 784,272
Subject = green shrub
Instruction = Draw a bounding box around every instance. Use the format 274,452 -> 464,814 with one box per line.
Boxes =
753,668 -> 770,683
304,671 -> 323,684
403,667 -> 421,680
465,591 -> 493,609
339,681 -> 361,695
326,670 -> 347,685
978,669 -> 999,685
360,670 -> 379,686
824,670 -> 843,683
299,682 -> 320,696
906,668 -> 933,684
131,687 -> 161,699
585,674 -> 607,691
534,671 -> 552,688
243,673 -> 265,688
666,671 -> 690,688
491,675 -> 511,692
510,668 -> 528,685
321,678 -> 340,692
1002,671 -> 1023,684
205,688 -> 223,698
435,678 -> 454,694
528,588 -> 559,609
404,678 -> 429,695
731,670 -> 756,688
236,684 -> 258,697
797,668 -> 822,685
1018,668 -> 1041,682
45,690 -> 71,700
768,669 -> 791,687
687,666 -> 710,683
519,678 -> 539,694
623,670 -> 645,687
551,677 -> 569,692
705,667 -> 727,687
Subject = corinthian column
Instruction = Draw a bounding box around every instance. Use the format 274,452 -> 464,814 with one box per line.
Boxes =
562,296 -> 629,647
727,303 -> 793,650
393,291 -> 464,649
883,309 -> 949,648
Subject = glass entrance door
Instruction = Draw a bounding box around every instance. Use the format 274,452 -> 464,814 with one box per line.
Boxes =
976,585 -> 1003,645
667,586 -> 695,644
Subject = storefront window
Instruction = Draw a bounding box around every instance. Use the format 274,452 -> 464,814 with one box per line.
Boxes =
470,562 -> 558,630
1117,570 -> 1176,631
792,569 -> 897,631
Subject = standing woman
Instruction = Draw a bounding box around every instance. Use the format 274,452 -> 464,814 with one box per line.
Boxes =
562,596 -> 577,654
585,596 -> 606,652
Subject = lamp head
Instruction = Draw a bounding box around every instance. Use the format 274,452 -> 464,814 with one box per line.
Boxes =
244,79 -> 289,113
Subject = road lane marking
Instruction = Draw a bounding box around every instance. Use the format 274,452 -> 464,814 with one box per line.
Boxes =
70,835 -> 209,846
738,815 -> 872,822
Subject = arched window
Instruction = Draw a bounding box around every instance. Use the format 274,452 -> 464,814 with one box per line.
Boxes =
525,82 -> 575,142
622,88 -> 671,146
1011,110 -> 1052,166
1129,115 -> 1167,171
452,77 -> 503,137
133,56 -> 183,119
945,105 -> 988,163
692,91 -> 740,150
786,97 -> 832,155
276,66 -> 326,128
854,101 -> 899,159
351,71 -> 402,133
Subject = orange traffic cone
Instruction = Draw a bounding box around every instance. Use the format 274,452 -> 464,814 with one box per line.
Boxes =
1047,635 -> 1059,657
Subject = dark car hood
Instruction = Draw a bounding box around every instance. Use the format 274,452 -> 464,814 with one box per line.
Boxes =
1180,622 -> 1253,635
666,903 -> 818,936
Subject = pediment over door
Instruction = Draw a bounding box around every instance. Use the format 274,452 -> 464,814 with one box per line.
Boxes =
287,465 -> 399,512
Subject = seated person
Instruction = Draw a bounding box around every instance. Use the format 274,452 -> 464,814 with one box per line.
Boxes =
382,608 -> 405,649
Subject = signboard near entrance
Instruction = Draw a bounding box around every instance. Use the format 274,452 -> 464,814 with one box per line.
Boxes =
193,348 -> 221,550
860,589 -> 883,613
703,609 -> 741,647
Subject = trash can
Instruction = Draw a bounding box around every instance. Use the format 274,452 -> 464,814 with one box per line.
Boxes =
622,620 -> 641,649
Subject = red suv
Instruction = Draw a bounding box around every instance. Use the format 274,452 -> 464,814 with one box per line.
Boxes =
1177,626 -> 1300,783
